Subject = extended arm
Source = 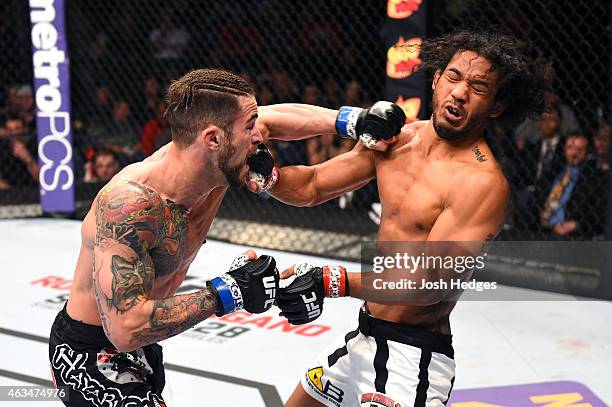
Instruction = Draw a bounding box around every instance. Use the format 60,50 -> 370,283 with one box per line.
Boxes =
269,142 -> 376,207
257,104 -> 338,142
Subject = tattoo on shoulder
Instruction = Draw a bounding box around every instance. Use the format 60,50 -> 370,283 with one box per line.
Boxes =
95,181 -> 164,255
472,146 -> 487,162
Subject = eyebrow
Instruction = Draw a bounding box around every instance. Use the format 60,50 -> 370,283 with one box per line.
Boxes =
447,68 -> 490,87
248,113 -> 258,123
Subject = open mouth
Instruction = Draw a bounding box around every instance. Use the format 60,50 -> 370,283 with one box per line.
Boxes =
444,104 -> 464,122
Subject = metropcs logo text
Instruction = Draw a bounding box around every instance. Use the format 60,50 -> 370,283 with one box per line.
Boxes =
30,0 -> 74,194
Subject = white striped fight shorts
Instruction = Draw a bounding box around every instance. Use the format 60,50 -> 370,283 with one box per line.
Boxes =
300,304 -> 455,407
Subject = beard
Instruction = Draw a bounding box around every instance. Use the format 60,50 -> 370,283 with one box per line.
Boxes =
218,139 -> 244,187
432,111 -> 470,141
431,88 -> 488,141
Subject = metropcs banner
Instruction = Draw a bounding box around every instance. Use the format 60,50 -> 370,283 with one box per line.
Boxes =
384,0 -> 427,122
30,0 -> 74,212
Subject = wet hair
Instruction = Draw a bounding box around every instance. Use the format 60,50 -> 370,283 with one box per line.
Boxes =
420,30 -> 553,127
164,68 -> 255,147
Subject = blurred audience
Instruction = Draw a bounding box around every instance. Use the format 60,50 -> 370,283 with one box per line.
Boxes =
0,116 -> 39,187
537,133 -> 607,239
83,148 -> 120,183
149,15 -> 190,63
591,122 -> 610,173
140,101 -> 170,156
514,91 -> 579,144
87,99 -> 143,163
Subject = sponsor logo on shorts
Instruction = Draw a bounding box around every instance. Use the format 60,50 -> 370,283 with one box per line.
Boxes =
360,392 -> 401,407
96,347 -> 153,385
52,343 -> 163,407
306,366 -> 344,406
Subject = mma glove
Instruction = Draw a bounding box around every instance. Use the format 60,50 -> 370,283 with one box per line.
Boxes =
335,101 -> 406,151
277,263 -> 349,325
207,254 -> 279,316
246,144 -> 280,193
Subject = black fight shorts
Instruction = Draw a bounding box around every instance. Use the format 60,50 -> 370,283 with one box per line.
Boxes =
49,304 -> 166,407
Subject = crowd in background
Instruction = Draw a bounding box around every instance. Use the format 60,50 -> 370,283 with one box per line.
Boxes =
0,3 -> 609,241
1,74 -> 609,240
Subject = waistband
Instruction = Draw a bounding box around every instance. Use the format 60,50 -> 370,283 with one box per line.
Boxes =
358,307 -> 454,359
53,303 -> 115,349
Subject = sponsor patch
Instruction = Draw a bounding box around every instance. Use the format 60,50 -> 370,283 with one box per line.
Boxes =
305,366 -> 344,406
360,392 -> 401,407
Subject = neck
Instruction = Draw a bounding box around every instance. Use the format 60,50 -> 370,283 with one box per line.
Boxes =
423,119 -> 485,156
153,143 -> 226,209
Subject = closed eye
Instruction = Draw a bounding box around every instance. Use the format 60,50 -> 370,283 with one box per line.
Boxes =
472,86 -> 487,94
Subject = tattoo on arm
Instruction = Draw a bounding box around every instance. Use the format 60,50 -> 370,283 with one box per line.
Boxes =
130,289 -> 218,346
93,181 -> 198,348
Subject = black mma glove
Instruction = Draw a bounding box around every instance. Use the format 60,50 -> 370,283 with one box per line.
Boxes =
207,254 -> 279,316
335,101 -> 406,151
277,263 -> 349,325
245,144 -> 279,193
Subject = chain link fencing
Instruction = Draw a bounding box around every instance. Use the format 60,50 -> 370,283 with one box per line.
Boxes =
0,0 -> 41,218
1,0 -> 610,258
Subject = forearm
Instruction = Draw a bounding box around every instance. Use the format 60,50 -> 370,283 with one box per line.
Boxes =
112,288 -> 218,351
260,104 -> 337,141
268,165 -> 318,207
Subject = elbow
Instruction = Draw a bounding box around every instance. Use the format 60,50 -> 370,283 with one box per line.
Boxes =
105,319 -> 144,352
106,331 -> 135,353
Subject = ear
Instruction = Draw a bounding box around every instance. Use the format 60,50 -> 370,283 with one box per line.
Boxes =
489,101 -> 505,119
201,125 -> 221,150
432,69 -> 441,91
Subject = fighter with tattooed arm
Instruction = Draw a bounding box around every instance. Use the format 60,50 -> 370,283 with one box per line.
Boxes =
247,31 -> 552,406
48,68 -> 401,407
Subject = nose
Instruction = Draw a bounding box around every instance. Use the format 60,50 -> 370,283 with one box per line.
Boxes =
450,82 -> 468,103
253,126 -> 264,145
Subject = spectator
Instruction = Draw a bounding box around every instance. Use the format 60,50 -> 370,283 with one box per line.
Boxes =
149,15 -> 190,62
83,148 -> 120,183
93,84 -> 113,123
537,133 -> 607,239
0,116 -> 39,187
15,85 -> 35,133
143,77 -> 162,119
140,101 -> 170,156
302,84 -> 321,106
0,84 -> 20,119
514,91 -> 579,144
322,78 -> 341,108
256,81 -> 274,106
592,122 -> 610,173
270,68 -> 298,103
517,107 -> 566,188
88,99 -> 142,161
343,80 -> 367,107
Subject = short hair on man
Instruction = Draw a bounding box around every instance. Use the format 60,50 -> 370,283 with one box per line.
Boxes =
164,68 -> 255,147
420,29 -> 554,127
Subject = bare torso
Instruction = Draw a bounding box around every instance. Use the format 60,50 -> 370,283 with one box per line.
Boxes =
367,121 -> 506,333
67,149 -> 227,325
